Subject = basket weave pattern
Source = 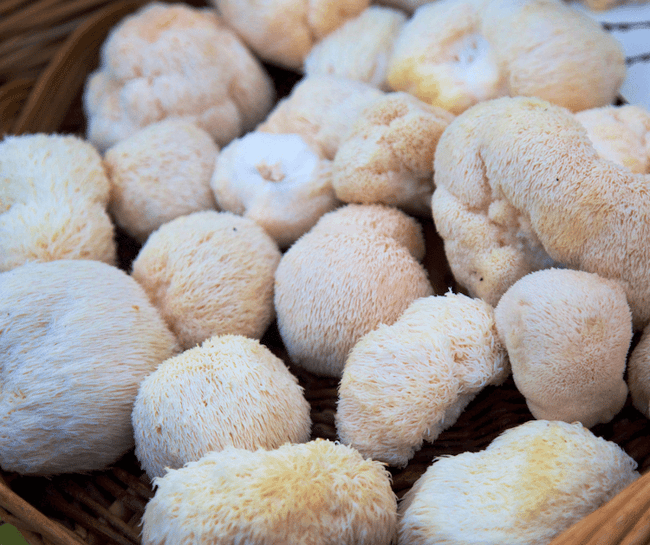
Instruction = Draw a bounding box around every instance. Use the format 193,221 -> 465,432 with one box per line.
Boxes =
1,1 -> 650,544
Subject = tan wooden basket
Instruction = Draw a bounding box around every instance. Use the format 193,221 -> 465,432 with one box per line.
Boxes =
1,1 -> 650,544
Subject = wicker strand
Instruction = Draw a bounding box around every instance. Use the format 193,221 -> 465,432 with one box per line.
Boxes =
549,471 -> 650,545
0,479 -> 86,545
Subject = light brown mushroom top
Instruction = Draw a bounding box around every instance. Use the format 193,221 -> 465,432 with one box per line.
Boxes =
399,420 -> 639,545
131,210 -> 281,349
84,2 -> 274,152
141,439 -> 397,545
495,268 -> 632,428
332,92 -> 455,215
258,75 -> 384,160
132,334 -> 311,480
274,227 -> 433,376
431,96 -> 650,329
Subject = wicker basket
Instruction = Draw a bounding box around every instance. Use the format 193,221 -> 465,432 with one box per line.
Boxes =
1,1 -> 650,544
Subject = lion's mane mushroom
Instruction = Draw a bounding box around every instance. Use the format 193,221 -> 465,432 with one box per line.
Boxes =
275,208 -> 433,376
209,0 -> 369,71
495,268 -> 631,428
0,260 -> 179,475
387,0 -> 625,115
83,2 -> 274,152
309,203 -> 426,260
304,6 -> 407,90
210,132 -> 338,248
431,96 -> 650,328
337,292 -> 508,466
141,439 -> 397,545
332,92 -> 455,215
258,75 -> 384,160
132,334 -> 311,480
398,420 -> 639,545
0,133 -> 116,272
131,211 -> 281,350
104,119 -> 219,243
575,104 -> 650,174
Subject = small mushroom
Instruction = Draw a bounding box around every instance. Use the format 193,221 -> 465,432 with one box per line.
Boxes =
258,75 -> 384,160
84,2 -> 275,152
131,210 -> 281,350
337,292 -> 508,466
399,420 -> 639,545
210,0 -> 369,71
332,92 -> 455,215
387,0 -> 625,114
0,260 -> 179,475
274,217 -> 433,376
104,119 -> 219,243
141,439 -> 397,545
495,268 -> 631,428
210,132 -> 338,248
132,334 -> 311,480
0,133 -> 116,271
304,6 -> 407,90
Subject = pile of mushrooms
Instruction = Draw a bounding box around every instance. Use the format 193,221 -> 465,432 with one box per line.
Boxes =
3,0 -> 650,543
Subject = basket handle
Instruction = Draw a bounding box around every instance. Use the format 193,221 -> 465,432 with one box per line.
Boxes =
550,470 -> 650,545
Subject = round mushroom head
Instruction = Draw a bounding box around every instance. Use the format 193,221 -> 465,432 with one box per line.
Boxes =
84,2 -> 274,152
0,260 -> 179,475
274,229 -> 433,376
210,0 -> 370,71
131,210 -> 281,350
258,75 -> 384,160
104,119 -> 218,243
332,92 -> 455,215
337,292 -> 508,466
387,0 -> 625,115
142,440 -> 397,545
398,420 -> 639,545
304,6 -> 407,90
0,133 -> 116,271
495,268 -> 631,428
431,96 -> 650,328
132,334 -> 311,480
627,325 -> 650,419
210,132 -> 338,248
575,105 -> 650,175
309,203 -> 426,261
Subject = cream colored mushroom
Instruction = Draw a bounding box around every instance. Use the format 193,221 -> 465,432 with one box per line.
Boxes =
0,133 -> 116,271
104,119 -> 218,243
575,104 -> 650,174
210,132 -> 338,248
387,0 -> 625,115
495,268 -> 631,428
309,203 -> 426,260
337,291 -> 508,466
131,210 -> 281,349
210,0 -> 369,71
274,226 -> 433,376
332,92 -> 455,215
431,96 -> 650,328
304,6 -> 407,90
84,2 -> 274,152
258,75 -> 384,160
132,335 -> 311,480
142,440 -> 397,545
0,260 -> 179,475
399,420 -> 639,545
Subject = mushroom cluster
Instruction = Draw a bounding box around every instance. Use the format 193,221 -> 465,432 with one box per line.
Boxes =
6,0 -> 650,542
